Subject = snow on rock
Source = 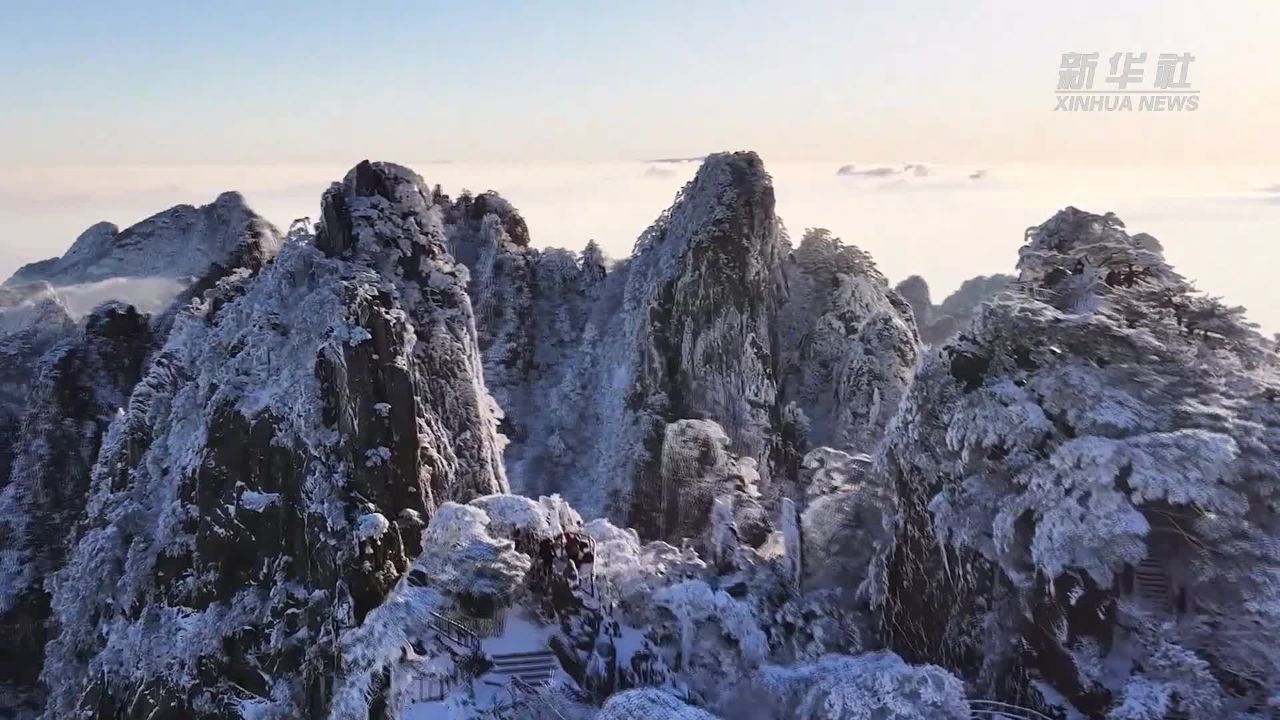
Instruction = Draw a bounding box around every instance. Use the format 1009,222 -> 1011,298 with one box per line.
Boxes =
0,303 -> 153,694
239,489 -> 281,512
740,652 -> 968,720
0,289 -> 76,487
37,161 -> 508,719
796,447 -> 894,602
356,512 -> 392,541
599,689 -> 721,719
776,228 -> 919,457
332,502 -> 529,719
6,191 -> 282,287
877,208 -> 1280,718
13,160 -> 1276,720
447,153 -> 919,541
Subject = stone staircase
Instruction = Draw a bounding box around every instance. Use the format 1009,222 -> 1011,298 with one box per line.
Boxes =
487,650 -> 559,685
1132,557 -> 1172,612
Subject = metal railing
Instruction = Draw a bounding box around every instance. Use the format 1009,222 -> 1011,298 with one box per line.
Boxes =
428,610 -> 480,652
447,607 -> 508,639
968,700 -> 1058,720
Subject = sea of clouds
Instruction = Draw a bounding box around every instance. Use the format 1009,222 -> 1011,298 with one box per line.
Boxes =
2,159 -> 1277,331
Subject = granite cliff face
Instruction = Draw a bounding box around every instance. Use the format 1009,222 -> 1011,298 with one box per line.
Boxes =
0,304 -> 154,693
0,287 -> 76,491
446,152 -> 920,538
0,193 -> 284,516
0,162 -> 505,719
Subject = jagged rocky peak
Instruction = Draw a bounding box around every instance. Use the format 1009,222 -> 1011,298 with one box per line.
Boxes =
7,190 -> 282,287
894,274 -> 932,319
633,150 -> 778,263
774,227 -> 919,471
581,238 -> 607,280
0,191 -> 283,553
877,208 -> 1280,717
444,187 -> 532,248
1016,206 -> 1175,308
37,160 -> 508,718
620,150 -> 788,493
440,150 -> 918,542
318,160 -> 438,261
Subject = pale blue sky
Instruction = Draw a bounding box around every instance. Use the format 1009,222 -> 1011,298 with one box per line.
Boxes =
2,0 -> 1278,165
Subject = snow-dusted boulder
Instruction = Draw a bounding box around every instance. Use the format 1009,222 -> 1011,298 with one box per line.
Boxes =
798,449 -> 893,599
743,652 -> 968,720
599,689 -> 721,719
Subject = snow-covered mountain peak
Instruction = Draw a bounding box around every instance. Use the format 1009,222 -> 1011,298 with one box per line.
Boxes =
6,191 -> 281,287
633,150 -> 773,262
881,207 -> 1280,717
1016,206 -> 1175,303
317,160 -> 450,274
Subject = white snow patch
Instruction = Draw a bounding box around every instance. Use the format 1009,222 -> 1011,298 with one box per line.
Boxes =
239,490 -> 280,512
356,513 -> 392,541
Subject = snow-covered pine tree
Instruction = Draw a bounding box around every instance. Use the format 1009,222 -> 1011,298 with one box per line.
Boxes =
877,208 -> 1280,718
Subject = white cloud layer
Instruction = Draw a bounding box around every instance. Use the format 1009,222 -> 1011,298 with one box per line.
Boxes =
2,160 -> 1276,331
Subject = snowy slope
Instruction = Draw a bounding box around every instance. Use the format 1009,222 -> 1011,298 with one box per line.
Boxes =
6,159 -> 1275,720
0,194 -> 283,542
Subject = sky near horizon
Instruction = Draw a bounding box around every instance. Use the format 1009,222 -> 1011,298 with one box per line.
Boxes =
2,3 -> 1278,330
3,0 -> 1279,166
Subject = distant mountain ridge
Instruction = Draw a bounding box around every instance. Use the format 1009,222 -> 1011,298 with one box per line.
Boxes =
6,191 -> 282,287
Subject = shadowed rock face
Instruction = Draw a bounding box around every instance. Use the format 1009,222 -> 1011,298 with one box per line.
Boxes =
446,152 -> 920,539
0,291 -> 76,491
0,199 -> 283,544
37,161 -> 507,719
0,303 -> 153,699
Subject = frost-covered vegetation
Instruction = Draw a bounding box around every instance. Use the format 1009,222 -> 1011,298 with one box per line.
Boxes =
880,208 -> 1280,718
1,155 -> 1276,720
